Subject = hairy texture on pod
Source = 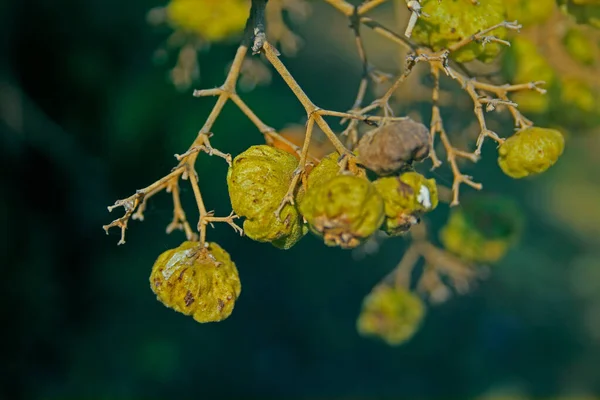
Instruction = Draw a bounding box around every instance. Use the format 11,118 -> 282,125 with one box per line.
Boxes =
505,0 -> 555,27
373,173 -> 438,236
166,0 -> 248,42
412,0 -> 507,63
150,241 -> 241,323
440,197 -> 523,263
498,127 -> 564,179
357,119 -> 430,176
299,175 -> 384,249
228,145 -> 307,249
357,286 -> 425,346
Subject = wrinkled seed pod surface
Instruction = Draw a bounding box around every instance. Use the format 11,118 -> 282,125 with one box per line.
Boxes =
498,127 -> 564,178
299,175 -> 384,249
373,172 -> 438,236
305,152 -> 340,189
357,119 -> 430,176
150,241 -> 241,323
227,145 -> 306,249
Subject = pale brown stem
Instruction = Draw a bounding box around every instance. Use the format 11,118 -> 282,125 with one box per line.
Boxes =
429,65 -> 481,206
358,0 -> 389,15
166,179 -> 197,241
261,41 -> 350,156
447,21 -> 520,54
394,245 -> 420,289
104,45 -> 249,245
274,117 -> 315,217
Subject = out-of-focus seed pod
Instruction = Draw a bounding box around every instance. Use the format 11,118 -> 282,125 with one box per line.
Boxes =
563,28 -> 596,65
505,0 -> 555,27
558,0 -> 600,29
356,119 -> 430,176
357,285 -> 425,346
412,0 -> 507,63
503,37 -> 556,114
373,172 -> 438,236
498,127 -> 564,179
166,0 -> 249,42
227,145 -> 307,249
554,77 -> 600,129
440,196 -> 524,263
299,175 -> 384,249
150,241 -> 241,323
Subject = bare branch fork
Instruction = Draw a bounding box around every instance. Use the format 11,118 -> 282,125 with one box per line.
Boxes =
103,1 -> 273,246
105,0 -> 547,246
104,0 -> 403,245
322,0 -> 545,204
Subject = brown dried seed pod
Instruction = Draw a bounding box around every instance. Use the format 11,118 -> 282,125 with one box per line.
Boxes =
356,118 -> 430,176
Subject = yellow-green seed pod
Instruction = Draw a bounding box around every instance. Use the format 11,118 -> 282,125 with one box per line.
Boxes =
440,196 -> 523,263
505,0 -> 555,27
150,241 -> 241,323
498,127 -> 564,179
505,37 -> 556,85
502,37 -> 555,114
306,152 -> 340,190
357,285 -> 425,346
412,0 -> 507,63
373,172 -> 439,236
299,175 -> 384,249
227,145 -> 307,250
166,0 -> 248,42
557,77 -> 600,126
563,28 -> 596,65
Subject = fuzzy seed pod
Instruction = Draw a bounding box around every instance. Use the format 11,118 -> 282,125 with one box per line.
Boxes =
150,241 -> 241,323
227,145 -> 307,250
412,0 -> 507,63
299,175 -> 384,249
498,127 -> 564,179
440,196 -> 523,263
356,119 -> 430,176
357,286 -> 425,346
373,172 -> 438,236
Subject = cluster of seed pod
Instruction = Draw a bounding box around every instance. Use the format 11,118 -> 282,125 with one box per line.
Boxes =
141,0 -> 573,331
227,118 -> 439,251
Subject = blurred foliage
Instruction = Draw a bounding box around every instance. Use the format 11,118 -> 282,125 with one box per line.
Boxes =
1,0 -> 600,399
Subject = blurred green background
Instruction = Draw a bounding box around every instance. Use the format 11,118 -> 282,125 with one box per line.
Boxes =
1,1 -> 600,399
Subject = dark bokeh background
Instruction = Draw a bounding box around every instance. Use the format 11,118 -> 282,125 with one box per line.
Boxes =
2,1 -> 600,399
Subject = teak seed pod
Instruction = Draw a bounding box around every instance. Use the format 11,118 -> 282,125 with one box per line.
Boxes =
357,118 -> 430,176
